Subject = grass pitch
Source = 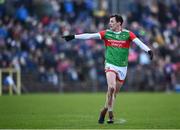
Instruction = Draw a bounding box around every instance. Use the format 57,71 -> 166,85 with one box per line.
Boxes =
0,92 -> 180,129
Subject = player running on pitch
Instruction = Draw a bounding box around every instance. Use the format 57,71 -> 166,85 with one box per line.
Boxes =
62,14 -> 153,124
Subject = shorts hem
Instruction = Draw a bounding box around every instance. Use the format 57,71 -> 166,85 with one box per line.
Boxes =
105,69 -> 125,83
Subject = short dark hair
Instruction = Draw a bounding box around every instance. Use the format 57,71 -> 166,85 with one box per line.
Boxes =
110,14 -> 123,25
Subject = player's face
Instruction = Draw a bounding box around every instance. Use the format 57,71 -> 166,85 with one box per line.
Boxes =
109,17 -> 121,31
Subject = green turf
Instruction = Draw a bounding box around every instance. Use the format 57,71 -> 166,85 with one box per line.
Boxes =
0,92 -> 180,129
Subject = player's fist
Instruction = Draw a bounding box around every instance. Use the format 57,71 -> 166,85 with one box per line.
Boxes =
148,50 -> 153,60
62,35 -> 75,41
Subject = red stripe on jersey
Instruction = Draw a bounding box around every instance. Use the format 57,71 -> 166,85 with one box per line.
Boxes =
104,39 -> 130,48
99,30 -> 106,39
129,31 -> 137,41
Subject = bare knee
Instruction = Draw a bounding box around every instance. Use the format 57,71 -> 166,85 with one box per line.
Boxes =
108,86 -> 115,96
110,87 -> 115,93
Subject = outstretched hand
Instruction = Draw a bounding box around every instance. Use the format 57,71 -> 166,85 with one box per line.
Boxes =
148,50 -> 153,60
62,35 -> 75,41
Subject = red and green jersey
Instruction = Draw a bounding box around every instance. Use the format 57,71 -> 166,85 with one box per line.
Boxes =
99,29 -> 136,67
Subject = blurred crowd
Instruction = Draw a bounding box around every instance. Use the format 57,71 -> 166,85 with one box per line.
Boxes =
0,0 -> 179,92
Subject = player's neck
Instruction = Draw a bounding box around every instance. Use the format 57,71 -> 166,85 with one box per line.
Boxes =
113,27 -> 122,32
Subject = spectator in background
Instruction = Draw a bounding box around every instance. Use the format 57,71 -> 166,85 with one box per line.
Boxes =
15,5 -> 29,22
47,67 -> 58,86
0,0 -> 6,17
163,56 -> 176,92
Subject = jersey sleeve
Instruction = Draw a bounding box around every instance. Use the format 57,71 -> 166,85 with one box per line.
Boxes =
133,38 -> 150,52
75,33 -> 100,39
129,31 -> 137,41
99,30 -> 106,39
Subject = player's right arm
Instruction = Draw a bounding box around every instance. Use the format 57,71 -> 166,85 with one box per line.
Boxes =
62,33 -> 101,41
62,30 -> 106,41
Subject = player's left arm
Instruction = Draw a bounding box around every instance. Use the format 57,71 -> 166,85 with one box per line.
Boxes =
130,31 -> 153,60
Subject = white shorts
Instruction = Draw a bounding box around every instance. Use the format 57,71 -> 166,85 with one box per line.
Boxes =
105,63 -> 127,83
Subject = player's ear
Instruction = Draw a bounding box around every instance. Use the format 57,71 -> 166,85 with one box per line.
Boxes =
117,21 -> 121,26
119,21 -> 123,26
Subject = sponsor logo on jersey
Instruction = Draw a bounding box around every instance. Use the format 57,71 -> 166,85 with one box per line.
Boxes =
107,40 -> 128,47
